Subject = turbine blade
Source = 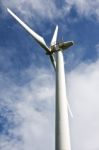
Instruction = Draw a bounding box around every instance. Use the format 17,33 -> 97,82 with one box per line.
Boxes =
7,8 -> 50,52
49,25 -> 58,69
67,102 -> 73,118
49,54 -> 56,70
51,25 -> 58,45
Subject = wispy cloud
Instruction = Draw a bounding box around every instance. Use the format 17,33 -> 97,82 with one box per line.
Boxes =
1,50 -> 99,150
64,45 -> 86,71
65,0 -> 99,21
0,65 -> 55,150
1,0 -> 99,25
67,59 -> 99,150
1,0 -> 64,21
1,1 -> 99,149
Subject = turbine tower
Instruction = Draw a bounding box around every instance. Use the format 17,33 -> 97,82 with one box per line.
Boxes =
7,8 -> 74,150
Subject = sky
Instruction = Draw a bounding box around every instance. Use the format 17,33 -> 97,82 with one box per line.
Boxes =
0,0 -> 99,150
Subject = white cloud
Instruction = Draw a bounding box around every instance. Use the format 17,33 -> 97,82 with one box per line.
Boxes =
1,0 -> 63,21
0,66 -> 55,150
1,49 -> 99,149
1,0 -> 99,24
65,0 -> 99,20
1,0 -> 99,149
67,60 -> 99,150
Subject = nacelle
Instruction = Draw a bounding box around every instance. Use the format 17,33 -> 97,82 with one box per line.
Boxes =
50,41 -> 74,54
58,41 -> 74,50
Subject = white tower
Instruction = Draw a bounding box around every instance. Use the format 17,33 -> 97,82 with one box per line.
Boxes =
7,8 -> 74,150
56,51 -> 71,150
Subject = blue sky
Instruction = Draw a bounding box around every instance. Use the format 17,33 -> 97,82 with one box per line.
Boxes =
0,0 -> 99,150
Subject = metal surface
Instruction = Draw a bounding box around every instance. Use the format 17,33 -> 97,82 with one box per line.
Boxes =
55,51 -> 71,150
7,8 -> 74,150
7,8 -> 50,52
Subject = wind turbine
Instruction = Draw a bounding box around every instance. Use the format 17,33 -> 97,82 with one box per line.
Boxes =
7,8 -> 74,150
